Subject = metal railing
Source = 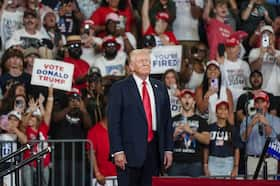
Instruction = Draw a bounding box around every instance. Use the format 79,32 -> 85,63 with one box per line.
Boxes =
0,139 -> 94,186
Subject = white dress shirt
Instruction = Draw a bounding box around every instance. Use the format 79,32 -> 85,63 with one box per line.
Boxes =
133,74 -> 157,131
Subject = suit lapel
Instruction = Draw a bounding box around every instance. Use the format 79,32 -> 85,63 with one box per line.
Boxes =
127,76 -> 146,120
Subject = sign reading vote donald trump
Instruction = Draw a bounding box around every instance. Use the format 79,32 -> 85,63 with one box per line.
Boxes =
150,45 -> 182,74
31,59 -> 74,91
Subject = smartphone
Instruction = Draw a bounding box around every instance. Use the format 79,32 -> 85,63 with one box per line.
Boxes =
84,24 -> 90,35
217,43 -> 225,57
210,78 -> 219,89
262,33 -> 270,48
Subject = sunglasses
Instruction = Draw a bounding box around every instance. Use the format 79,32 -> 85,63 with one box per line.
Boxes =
105,42 -> 117,47
68,43 -> 81,49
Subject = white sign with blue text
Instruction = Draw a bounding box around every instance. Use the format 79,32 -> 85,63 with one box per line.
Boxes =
31,59 -> 74,91
150,45 -> 182,74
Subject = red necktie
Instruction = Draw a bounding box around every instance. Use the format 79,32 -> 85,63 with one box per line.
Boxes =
142,81 -> 154,142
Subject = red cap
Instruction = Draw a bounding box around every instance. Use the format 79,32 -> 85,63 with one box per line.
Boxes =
68,88 -> 81,97
102,36 -> 121,50
254,91 -> 269,102
225,35 -> 240,47
156,12 -> 170,22
225,31 -> 248,47
179,89 -> 195,98
216,100 -> 229,110
105,12 -> 120,22
82,20 -> 94,27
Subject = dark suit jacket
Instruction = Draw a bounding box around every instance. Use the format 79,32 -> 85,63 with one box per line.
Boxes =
108,75 -> 173,168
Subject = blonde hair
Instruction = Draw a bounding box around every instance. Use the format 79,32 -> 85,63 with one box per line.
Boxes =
128,49 -> 151,65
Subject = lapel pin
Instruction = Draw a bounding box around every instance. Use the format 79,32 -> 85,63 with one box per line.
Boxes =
154,84 -> 158,88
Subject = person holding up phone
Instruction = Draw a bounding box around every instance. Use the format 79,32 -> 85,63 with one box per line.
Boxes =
195,60 -> 234,125
249,25 -> 280,96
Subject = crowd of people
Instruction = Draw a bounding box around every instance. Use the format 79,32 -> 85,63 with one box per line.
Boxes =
0,0 -> 280,185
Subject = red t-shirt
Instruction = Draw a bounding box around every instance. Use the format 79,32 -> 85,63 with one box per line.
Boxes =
23,121 -> 50,167
87,122 -> 116,176
206,18 -> 233,60
144,25 -> 178,45
90,6 -> 133,37
64,57 -> 89,90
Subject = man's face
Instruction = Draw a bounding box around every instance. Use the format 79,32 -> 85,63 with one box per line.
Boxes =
44,13 -> 56,28
155,19 -> 168,35
194,44 -> 207,61
254,98 -> 269,113
23,15 -> 38,30
104,42 -> 118,58
225,45 -> 240,60
215,3 -> 228,18
250,72 -> 262,89
68,43 -> 82,59
129,52 -> 151,78
106,20 -> 118,35
180,93 -> 195,112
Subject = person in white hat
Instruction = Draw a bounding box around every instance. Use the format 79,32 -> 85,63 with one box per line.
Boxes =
0,109 -> 27,186
195,60 -> 234,125
249,24 -> 280,96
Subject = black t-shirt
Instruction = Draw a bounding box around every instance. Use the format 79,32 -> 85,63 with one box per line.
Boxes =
0,72 -> 31,95
172,114 -> 209,163
236,91 -> 275,117
50,110 -> 87,161
208,123 -> 240,157
239,2 -> 276,35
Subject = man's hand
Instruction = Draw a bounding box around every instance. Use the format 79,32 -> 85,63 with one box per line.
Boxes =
164,152 -> 173,169
95,172 -> 106,185
114,152 -> 127,170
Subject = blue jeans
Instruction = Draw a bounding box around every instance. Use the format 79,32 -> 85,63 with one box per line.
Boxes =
168,161 -> 203,177
22,165 -> 49,186
208,156 -> 233,176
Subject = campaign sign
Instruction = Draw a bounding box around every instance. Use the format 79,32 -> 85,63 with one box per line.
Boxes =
31,59 -> 74,91
150,45 -> 182,74
267,139 -> 280,160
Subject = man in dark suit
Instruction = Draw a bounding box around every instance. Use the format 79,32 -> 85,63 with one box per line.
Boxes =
108,49 -> 173,186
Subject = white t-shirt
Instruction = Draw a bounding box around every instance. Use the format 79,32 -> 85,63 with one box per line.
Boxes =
116,32 -> 137,52
173,0 -> 204,41
208,86 -> 228,124
249,48 -> 280,96
220,58 -> 251,110
0,10 -> 23,50
94,51 -> 127,77
6,28 -> 48,49
0,133 -> 17,186
81,36 -> 103,67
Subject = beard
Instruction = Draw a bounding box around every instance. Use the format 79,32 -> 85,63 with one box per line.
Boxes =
69,48 -> 82,59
